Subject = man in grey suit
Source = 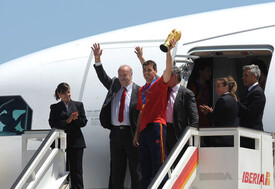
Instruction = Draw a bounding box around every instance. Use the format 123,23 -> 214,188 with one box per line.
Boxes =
239,64 -> 266,149
92,43 -> 141,189
166,66 -> 199,154
239,64 -> 266,131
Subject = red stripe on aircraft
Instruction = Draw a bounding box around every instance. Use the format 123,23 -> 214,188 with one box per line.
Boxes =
172,148 -> 199,189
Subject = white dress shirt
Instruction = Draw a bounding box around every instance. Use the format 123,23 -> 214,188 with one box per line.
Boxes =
111,83 -> 132,126
63,101 -> 69,115
166,83 -> 180,123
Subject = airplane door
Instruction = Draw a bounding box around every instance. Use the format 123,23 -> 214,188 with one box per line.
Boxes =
185,46 -> 272,129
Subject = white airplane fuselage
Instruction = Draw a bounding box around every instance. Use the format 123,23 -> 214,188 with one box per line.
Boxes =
1,3 -> 275,188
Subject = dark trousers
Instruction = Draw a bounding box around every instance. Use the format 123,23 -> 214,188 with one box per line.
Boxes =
67,148 -> 84,189
139,123 -> 167,189
166,123 -> 189,169
166,123 -> 178,155
109,127 -> 142,189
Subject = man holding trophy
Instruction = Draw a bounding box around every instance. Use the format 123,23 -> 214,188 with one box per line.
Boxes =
133,30 -> 179,188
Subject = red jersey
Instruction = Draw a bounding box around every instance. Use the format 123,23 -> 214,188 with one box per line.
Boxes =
137,76 -> 169,132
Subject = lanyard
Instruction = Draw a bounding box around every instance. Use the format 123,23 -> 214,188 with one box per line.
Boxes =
142,78 -> 157,105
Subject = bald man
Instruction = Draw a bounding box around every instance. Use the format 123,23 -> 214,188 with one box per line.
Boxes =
92,43 -> 141,189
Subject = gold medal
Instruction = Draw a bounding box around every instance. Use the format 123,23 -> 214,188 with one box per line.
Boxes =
142,104 -> 145,109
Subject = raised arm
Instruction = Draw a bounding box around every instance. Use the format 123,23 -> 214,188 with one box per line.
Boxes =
92,43 -> 103,63
92,43 -> 112,89
163,39 -> 176,83
134,46 -> 145,64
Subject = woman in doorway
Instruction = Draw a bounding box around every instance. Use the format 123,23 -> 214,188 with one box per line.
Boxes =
200,76 -> 239,147
200,76 -> 239,127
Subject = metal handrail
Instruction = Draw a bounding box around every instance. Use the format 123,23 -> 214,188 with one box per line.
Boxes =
149,126 -> 273,189
149,126 -> 199,189
11,129 -> 67,189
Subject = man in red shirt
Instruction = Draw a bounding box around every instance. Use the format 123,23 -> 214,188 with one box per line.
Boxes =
133,39 -> 175,188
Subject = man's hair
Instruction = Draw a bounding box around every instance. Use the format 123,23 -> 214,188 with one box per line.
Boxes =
253,59 -> 268,76
171,66 -> 182,82
142,60 -> 157,70
118,65 -> 133,75
243,64 -> 261,80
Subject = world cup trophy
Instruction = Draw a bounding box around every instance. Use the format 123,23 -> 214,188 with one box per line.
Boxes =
160,29 -> 181,52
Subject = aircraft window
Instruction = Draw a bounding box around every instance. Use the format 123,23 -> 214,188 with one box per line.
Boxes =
0,96 -> 32,136
186,48 -> 272,128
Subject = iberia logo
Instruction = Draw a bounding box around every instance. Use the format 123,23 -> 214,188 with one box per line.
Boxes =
242,171 -> 270,186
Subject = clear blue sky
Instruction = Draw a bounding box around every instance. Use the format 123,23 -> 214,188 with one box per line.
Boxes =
0,0 -> 274,64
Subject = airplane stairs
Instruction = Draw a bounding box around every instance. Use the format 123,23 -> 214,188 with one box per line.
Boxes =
149,127 -> 275,189
8,127 -> 275,189
11,129 -> 69,189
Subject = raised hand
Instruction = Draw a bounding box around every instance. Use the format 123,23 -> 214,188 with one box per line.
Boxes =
168,39 -> 176,51
134,46 -> 145,64
91,43 -> 103,62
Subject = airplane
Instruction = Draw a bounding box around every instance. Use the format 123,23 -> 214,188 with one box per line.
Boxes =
0,2 -> 275,188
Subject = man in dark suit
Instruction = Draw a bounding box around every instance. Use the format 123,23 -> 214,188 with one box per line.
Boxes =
239,64 -> 266,131
92,43 -> 141,189
166,66 -> 199,154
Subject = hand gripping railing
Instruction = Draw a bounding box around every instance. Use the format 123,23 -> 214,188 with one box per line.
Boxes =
11,129 -> 67,189
149,126 -> 199,189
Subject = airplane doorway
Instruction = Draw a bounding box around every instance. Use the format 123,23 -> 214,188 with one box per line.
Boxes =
186,46 -> 272,127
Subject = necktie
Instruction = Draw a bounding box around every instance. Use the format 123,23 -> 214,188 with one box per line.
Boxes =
118,87 -> 126,123
166,87 -> 174,123
167,87 -> 172,101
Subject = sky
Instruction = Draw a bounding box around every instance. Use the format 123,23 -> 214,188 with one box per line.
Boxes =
0,0 -> 274,64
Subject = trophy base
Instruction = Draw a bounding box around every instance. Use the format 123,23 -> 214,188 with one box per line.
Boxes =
160,44 -> 169,52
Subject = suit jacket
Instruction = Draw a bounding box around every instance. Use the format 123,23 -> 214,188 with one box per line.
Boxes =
239,84 -> 266,130
94,64 -> 140,135
172,85 -> 199,139
49,100 -> 87,148
207,93 -> 239,127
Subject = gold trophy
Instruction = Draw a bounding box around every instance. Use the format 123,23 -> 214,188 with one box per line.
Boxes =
160,29 -> 181,52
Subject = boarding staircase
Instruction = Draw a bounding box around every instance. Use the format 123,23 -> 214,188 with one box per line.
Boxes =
150,127 -> 275,189
11,129 -> 69,189
9,127 -> 275,189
